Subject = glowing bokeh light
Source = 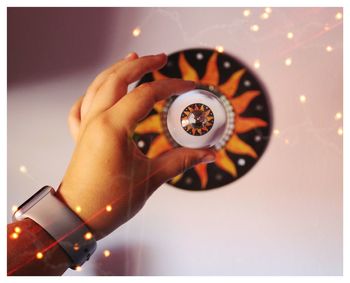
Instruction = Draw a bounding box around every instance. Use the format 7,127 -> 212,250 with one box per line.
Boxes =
132,27 -> 141,37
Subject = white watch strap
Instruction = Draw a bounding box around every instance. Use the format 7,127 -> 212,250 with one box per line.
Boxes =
14,186 -> 97,269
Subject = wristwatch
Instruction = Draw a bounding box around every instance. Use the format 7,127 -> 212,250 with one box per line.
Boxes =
13,186 -> 97,269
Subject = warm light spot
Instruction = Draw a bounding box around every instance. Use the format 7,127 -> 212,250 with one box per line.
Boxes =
324,24 -> 330,31
104,250 -> 111,257
284,139 -> 290,144
75,266 -> 82,272
337,127 -> 343,136
299,95 -> 306,103
14,227 -> 21,234
335,12 -> 342,20
10,232 -> 18,239
287,32 -> 294,39
84,232 -> 93,240
106,205 -> 112,212
36,252 -> 44,259
215,45 -> 224,53
73,243 -> 79,251
335,112 -> 342,120
243,9 -> 251,17
273,129 -> 280,136
19,165 -> 27,174
75,206 -> 82,213
250,24 -> 260,32
326,45 -> 333,52
11,205 -> 18,213
253,59 -> 260,69
260,12 -> 269,19
285,57 -> 292,66
132,27 -> 141,37
265,7 -> 272,14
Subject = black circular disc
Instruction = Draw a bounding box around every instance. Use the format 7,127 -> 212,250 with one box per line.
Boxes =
133,48 -> 272,191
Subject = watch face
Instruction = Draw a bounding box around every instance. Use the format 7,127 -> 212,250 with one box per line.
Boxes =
133,48 -> 272,191
13,186 -> 53,220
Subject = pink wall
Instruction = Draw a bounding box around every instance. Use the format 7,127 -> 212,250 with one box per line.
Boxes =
8,7 -> 342,275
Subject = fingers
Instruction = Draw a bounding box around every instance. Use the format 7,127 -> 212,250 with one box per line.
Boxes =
81,52 -> 139,119
150,148 -> 216,189
113,78 -> 195,131
86,53 -> 167,120
68,95 -> 84,142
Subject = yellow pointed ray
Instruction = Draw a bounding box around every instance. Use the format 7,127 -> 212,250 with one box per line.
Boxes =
200,52 -> 219,85
215,149 -> 237,177
134,115 -> 162,135
219,69 -> 246,98
153,70 -> 169,81
194,163 -> 208,189
147,135 -> 172,159
153,100 -> 165,113
230,90 -> 260,114
170,173 -> 183,184
179,53 -> 199,81
235,116 -> 267,134
226,134 -> 257,158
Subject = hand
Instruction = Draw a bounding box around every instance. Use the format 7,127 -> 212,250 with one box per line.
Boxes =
57,52 -> 216,240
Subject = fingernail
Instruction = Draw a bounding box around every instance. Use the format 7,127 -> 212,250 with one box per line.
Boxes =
201,153 -> 216,164
125,52 -> 135,60
156,52 -> 166,57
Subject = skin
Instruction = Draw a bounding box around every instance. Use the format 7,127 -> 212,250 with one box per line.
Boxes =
7,52 -> 216,275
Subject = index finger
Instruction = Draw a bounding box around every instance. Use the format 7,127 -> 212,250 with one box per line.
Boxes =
109,79 -> 195,131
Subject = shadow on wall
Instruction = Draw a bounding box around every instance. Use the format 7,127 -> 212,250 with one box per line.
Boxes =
7,8 -> 114,86
93,244 -> 149,276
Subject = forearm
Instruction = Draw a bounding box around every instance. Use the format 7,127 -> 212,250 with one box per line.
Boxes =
7,218 -> 70,276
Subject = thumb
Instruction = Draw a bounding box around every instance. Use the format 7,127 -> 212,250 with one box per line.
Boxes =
151,147 -> 216,188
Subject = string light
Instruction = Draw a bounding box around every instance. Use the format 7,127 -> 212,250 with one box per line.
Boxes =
253,59 -> 260,69
10,232 -> 18,239
19,165 -> 27,174
285,58 -> 292,66
250,24 -> 260,32
103,250 -> 111,257
243,9 -> 251,17
299,95 -> 306,103
84,232 -> 93,240
326,45 -> 333,52
284,139 -> 290,144
36,252 -> 44,259
265,7 -> 272,14
273,129 -> 280,136
337,127 -> 343,136
75,266 -> 82,272
106,205 -> 112,212
73,243 -> 80,251
75,206 -> 82,213
335,12 -> 342,20
335,112 -> 342,120
14,227 -> 21,234
215,46 -> 224,53
287,32 -> 294,39
260,12 -> 269,19
324,24 -> 330,31
132,27 -> 141,37
11,205 -> 18,213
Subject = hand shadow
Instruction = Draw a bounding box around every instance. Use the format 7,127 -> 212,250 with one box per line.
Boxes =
93,244 -> 149,276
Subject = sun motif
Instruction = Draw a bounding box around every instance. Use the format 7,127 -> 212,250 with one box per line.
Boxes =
134,49 -> 270,190
181,103 -> 214,136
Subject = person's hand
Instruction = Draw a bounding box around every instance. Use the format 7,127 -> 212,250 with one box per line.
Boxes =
57,52 -> 216,240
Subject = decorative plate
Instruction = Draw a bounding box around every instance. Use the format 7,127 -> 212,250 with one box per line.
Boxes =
133,48 -> 272,191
